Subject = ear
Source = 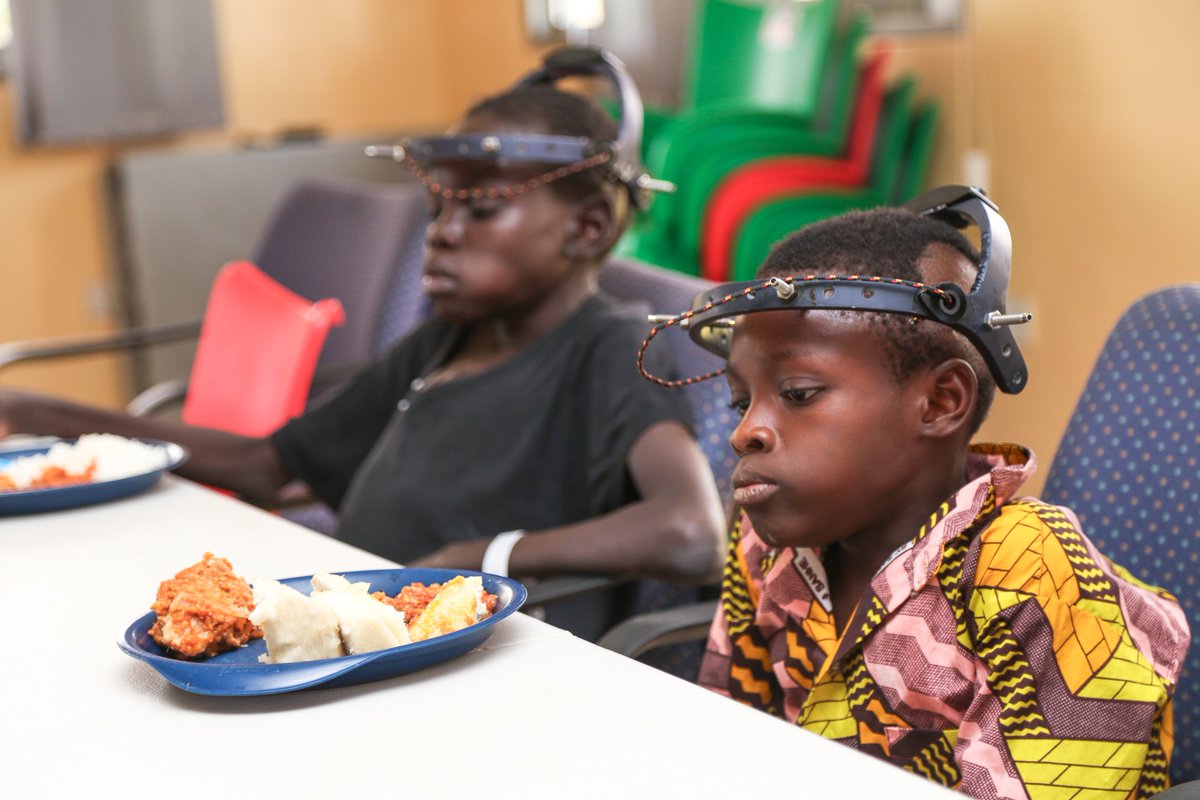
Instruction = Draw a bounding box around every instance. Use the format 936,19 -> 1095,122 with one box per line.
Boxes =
916,358 -> 978,440
562,195 -> 616,262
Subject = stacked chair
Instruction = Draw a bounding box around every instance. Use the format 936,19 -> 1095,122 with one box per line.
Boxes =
614,0 -> 940,281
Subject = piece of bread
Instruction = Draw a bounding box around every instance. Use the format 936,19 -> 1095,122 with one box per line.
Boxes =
249,579 -> 344,664
310,572 -> 372,595
310,572 -> 411,654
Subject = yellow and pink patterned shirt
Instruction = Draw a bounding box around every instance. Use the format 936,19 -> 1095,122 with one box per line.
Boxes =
699,444 -> 1190,799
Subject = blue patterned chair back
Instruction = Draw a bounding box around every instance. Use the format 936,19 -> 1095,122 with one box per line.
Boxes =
372,188 -> 433,352
598,257 -> 737,679
599,257 -> 737,499
1042,284 -> 1200,783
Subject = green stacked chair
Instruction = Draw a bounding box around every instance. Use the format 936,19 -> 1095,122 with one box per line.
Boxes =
729,76 -> 916,280
672,15 -> 870,274
614,0 -> 943,283
682,0 -> 841,114
619,9 -> 868,273
730,81 -> 940,281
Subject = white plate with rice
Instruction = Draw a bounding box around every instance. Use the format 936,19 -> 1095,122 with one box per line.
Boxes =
0,434 -> 188,515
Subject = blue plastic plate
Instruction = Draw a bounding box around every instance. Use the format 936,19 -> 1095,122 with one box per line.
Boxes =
117,568 -> 527,696
0,438 -> 188,516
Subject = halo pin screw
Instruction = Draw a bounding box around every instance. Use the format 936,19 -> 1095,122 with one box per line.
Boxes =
985,311 -> 1033,329
769,277 -> 797,301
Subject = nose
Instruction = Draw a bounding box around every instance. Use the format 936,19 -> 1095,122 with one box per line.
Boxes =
729,403 -> 776,456
426,201 -> 464,249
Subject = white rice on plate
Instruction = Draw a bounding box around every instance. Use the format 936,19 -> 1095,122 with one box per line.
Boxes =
0,433 -> 171,489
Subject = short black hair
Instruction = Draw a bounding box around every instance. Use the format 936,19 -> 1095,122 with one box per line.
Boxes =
465,84 -> 619,206
757,207 -> 997,434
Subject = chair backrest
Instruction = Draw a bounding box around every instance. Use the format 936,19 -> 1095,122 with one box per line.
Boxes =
598,256 -> 735,680
598,257 -> 737,500
252,177 -> 431,393
1041,284 -> 1200,783
181,260 -> 345,436
254,177 -> 432,535
700,46 -> 889,282
685,0 -> 839,114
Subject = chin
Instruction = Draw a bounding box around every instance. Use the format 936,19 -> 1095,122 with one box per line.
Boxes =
744,509 -> 796,549
425,297 -> 471,324
743,508 -> 832,551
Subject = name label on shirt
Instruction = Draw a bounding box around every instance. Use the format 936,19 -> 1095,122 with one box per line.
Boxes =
792,551 -> 833,612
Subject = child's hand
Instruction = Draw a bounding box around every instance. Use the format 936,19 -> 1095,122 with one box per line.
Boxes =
0,389 -> 24,439
407,539 -> 489,572
0,390 -> 53,441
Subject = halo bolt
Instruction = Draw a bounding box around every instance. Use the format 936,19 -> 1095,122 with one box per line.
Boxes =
985,311 -> 1033,329
769,277 -> 797,301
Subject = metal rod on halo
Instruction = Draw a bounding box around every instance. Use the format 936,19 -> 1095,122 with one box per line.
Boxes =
364,144 -> 405,160
985,311 -> 1033,329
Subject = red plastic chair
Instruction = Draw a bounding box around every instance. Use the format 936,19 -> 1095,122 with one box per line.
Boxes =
699,47 -> 889,282
182,260 -> 345,436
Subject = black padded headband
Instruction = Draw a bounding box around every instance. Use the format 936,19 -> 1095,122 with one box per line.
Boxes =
639,185 -> 1032,393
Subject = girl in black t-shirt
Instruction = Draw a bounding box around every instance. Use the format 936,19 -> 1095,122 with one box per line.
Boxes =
0,50 -> 725,620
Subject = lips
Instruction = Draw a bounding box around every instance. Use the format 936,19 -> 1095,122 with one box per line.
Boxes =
421,264 -> 457,295
731,468 -> 779,507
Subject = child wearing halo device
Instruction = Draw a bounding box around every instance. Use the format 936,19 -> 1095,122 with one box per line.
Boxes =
0,48 -> 725,640
636,188 -> 1189,796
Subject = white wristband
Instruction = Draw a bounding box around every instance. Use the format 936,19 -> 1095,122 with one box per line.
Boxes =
481,529 -> 526,577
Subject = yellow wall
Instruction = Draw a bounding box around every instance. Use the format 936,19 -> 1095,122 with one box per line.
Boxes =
2,0 -> 1197,498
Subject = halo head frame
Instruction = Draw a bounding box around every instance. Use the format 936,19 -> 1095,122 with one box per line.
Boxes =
641,186 -> 1032,394
365,46 -> 673,209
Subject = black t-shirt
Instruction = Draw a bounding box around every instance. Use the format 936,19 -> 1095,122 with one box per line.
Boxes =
271,293 -> 692,635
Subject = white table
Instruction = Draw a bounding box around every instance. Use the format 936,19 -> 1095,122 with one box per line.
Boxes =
0,476 -> 953,798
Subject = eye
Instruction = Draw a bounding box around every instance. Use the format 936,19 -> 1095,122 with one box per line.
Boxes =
781,387 -> 821,404
467,197 -> 502,219
727,396 -> 750,417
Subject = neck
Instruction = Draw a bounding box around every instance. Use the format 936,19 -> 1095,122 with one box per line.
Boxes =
832,445 -> 970,581
466,266 -> 599,356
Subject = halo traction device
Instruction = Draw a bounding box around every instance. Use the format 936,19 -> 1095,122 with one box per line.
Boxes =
364,46 -> 675,210
637,185 -> 1033,394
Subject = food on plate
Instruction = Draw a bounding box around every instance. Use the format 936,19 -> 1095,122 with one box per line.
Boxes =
146,556 -> 502,664
375,581 -> 443,621
248,578 -> 345,663
250,572 -> 415,664
0,433 -> 170,492
406,575 -> 489,642
249,573 -> 499,663
312,573 -> 412,653
149,553 -> 263,658
373,580 -> 499,622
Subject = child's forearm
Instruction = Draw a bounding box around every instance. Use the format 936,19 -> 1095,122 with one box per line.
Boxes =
1,389 -> 294,503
